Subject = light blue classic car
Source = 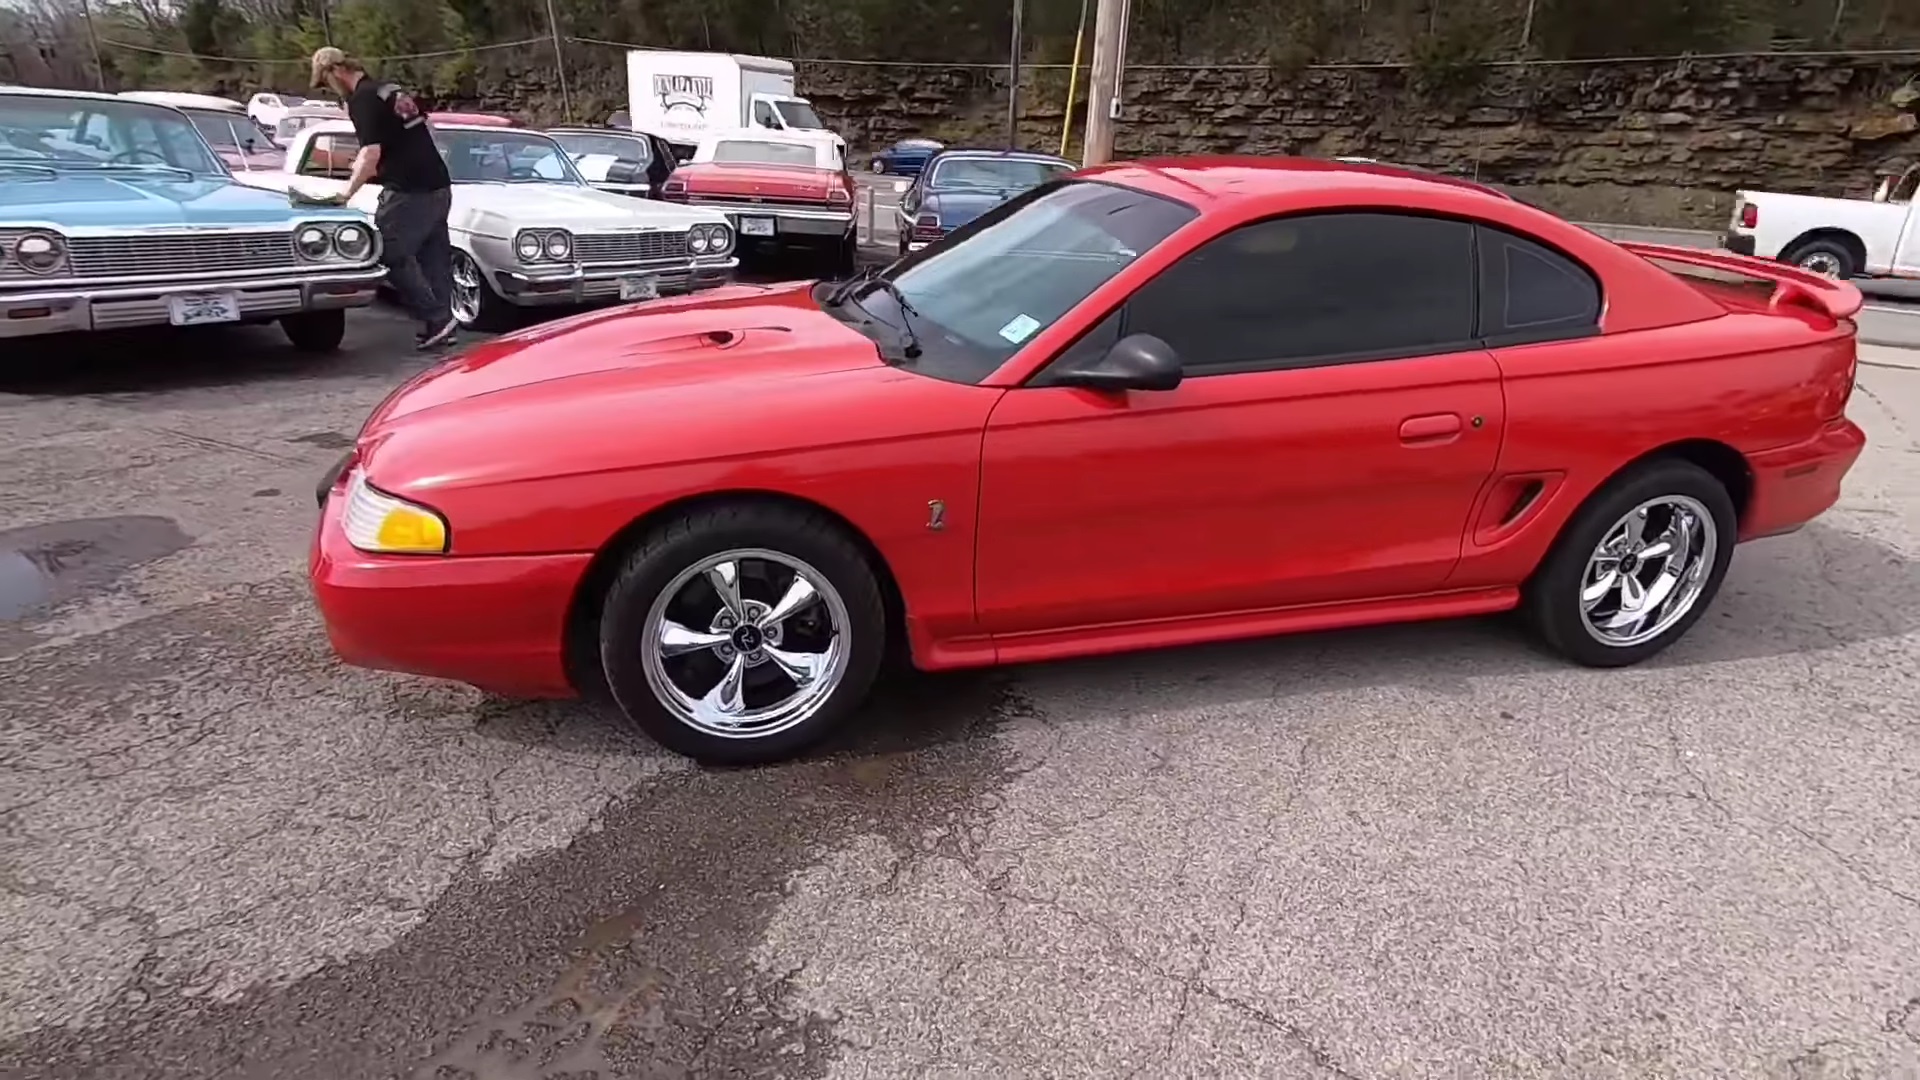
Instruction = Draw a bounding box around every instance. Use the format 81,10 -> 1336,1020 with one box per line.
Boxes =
0,85 -> 385,352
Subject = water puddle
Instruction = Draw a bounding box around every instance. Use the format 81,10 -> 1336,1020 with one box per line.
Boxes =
0,516 -> 192,624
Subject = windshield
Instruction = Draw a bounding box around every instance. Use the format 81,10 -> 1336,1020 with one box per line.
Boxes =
836,180 -> 1198,384
436,128 -> 584,185
0,94 -> 226,174
929,156 -> 1072,192
552,132 -> 650,163
711,139 -> 818,167
774,100 -> 824,130
185,109 -> 278,151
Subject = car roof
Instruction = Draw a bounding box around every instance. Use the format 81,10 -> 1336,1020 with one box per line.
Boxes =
1080,155 -> 1517,209
121,91 -> 245,112
1,85 -> 137,104
927,148 -> 1073,166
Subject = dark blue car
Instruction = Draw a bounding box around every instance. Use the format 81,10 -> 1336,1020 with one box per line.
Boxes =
867,138 -> 944,177
894,149 -> 1076,255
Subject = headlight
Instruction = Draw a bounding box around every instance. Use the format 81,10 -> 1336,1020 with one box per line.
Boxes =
333,223 -> 372,260
544,230 -> 572,260
11,231 -> 66,274
340,470 -> 449,554
515,230 -> 544,261
689,223 -> 732,257
296,224 -> 332,259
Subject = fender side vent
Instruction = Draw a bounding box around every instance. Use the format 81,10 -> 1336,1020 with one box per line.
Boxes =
1501,480 -> 1545,526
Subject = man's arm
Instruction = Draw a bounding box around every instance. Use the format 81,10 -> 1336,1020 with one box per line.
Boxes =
343,86 -> 384,201
344,142 -> 382,200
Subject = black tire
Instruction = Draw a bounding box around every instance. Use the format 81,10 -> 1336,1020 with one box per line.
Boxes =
597,502 -> 888,765
452,249 -> 515,333
280,309 -> 346,353
1781,236 -> 1858,279
1523,457 -> 1737,668
870,158 -> 887,174
830,230 -> 859,279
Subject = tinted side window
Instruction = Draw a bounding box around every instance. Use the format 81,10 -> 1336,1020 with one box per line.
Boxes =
1476,226 -> 1601,345
1123,212 -> 1476,373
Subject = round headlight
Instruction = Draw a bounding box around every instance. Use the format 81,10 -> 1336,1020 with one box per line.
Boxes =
13,232 -> 62,273
709,224 -> 733,254
333,224 -> 371,260
296,225 -> 331,258
515,232 -> 543,261
689,230 -> 710,254
544,231 -> 571,260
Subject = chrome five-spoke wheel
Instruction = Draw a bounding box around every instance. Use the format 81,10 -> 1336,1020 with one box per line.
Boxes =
1578,495 -> 1718,648
597,502 -> 889,764
640,549 -> 851,739
1525,458 -> 1736,668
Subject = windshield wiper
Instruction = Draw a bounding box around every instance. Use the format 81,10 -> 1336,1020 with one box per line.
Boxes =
824,265 -> 879,308
0,162 -> 57,178
863,277 -> 923,359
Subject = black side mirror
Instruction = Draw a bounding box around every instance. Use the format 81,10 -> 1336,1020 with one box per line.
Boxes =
1048,333 -> 1183,392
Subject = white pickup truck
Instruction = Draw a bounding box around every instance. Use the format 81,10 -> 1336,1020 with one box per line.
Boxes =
1723,163 -> 1920,280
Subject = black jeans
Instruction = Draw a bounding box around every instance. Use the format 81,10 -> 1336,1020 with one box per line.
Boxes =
375,187 -> 453,331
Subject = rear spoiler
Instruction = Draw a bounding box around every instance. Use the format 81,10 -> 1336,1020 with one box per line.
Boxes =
1619,241 -> 1865,321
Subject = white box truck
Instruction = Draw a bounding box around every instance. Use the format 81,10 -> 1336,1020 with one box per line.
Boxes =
625,51 -> 846,167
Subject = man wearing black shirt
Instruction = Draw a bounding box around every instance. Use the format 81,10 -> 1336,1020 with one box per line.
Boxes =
311,47 -> 458,349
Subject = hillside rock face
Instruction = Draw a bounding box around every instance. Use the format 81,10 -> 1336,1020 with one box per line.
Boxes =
461,52 -> 1920,228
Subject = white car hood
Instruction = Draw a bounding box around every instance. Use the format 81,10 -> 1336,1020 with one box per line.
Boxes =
451,182 -> 726,235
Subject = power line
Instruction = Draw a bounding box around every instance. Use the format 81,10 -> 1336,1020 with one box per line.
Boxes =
96,36 -> 548,64
92,34 -> 1920,72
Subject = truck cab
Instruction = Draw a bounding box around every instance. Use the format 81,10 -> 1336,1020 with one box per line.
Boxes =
626,50 -> 846,170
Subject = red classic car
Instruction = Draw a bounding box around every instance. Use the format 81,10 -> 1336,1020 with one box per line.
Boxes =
660,132 -> 856,274
310,157 -> 1866,765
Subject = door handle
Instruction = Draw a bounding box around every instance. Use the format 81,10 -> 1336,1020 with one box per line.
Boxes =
1399,414 -> 1463,443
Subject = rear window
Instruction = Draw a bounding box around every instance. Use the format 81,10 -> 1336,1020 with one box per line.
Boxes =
1475,226 -> 1602,345
712,140 -> 817,167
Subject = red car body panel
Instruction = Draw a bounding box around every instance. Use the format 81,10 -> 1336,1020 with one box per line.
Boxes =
669,162 -> 849,203
310,157 -> 1866,696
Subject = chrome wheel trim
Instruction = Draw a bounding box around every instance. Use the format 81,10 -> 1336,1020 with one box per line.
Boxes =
1798,250 -> 1844,278
450,250 -> 483,325
1578,494 -> 1719,649
639,548 -> 851,740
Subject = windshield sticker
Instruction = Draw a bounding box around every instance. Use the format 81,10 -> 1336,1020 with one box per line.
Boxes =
998,314 -> 1041,344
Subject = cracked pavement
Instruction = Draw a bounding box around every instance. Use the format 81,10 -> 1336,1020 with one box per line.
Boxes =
1,312 -> 1918,1079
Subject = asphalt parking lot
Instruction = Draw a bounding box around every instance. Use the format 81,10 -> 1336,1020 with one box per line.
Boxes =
2,286 -> 1919,1078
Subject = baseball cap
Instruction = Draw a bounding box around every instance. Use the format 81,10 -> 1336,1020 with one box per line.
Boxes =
310,46 -> 350,89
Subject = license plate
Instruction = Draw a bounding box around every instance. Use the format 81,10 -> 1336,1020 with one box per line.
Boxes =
740,217 -> 776,237
617,275 -> 659,302
167,292 -> 240,326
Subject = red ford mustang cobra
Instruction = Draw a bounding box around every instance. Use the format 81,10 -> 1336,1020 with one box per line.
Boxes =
311,157 -> 1866,765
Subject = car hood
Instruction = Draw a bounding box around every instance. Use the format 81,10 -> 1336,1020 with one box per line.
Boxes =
450,182 -> 725,232
222,146 -> 288,172
0,171 -> 312,227
924,188 -> 1027,228
362,279 -> 885,453
675,163 -> 838,201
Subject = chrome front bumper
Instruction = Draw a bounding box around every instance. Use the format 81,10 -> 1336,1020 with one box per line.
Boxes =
491,258 -> 738,307
0,267 -> 386,340
692,203 -> 855,240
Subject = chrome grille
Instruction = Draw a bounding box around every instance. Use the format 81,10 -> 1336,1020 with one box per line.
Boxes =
69,232 -> 297,278
574,231 -> 689,264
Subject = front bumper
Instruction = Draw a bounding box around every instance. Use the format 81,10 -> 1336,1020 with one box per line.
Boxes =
1721,232 -> 1757,257
0,267 -> 386,340
693,203 -> 855,241
1740,418 -> 1866,540
491,258 -> 737,308
309,483 -> 589,698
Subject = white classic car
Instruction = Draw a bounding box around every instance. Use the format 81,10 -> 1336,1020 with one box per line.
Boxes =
240,119 -> 740,330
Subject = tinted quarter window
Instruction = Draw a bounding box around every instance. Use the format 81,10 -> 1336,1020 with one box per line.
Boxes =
1476,226 -> 1602,343
1124,212 -> 1476,372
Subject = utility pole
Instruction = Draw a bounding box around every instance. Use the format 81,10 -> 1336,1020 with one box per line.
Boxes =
542,0 -> 574,122
78,0 -> 107,90
1081,0 -> 1126,166
1006,0 -> 1024,149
